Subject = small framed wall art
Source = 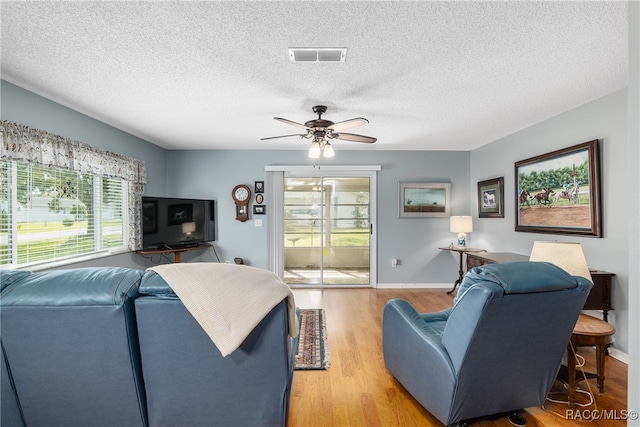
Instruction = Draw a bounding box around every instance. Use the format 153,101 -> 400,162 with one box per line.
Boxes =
477,177 -> 504,218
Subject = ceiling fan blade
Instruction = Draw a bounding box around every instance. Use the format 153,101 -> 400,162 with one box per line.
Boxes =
274,117 -> 311,131
260,134 -> 309,141
334,132 -> 377,143
327,118 -> 369,132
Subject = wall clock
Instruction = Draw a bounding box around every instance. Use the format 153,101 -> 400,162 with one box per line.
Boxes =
232,184 -> 251,222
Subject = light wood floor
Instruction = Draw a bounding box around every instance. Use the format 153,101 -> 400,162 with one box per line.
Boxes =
288,288 -> 629,427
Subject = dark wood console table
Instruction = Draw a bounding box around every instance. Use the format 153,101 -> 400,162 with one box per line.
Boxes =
466,252 -> 614,321
136,243 -> 211,263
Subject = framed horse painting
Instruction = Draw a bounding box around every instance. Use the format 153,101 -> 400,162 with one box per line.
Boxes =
478,177 -> 504,218
514,139 -> 601,237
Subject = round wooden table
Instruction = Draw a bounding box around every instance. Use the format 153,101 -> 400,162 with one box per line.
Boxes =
438,247 -> 486,294
566,313 -> 615,408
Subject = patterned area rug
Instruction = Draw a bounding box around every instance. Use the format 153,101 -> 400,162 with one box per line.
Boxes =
294,308 -> 330,370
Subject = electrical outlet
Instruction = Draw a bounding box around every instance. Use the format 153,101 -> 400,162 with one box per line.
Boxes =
391,258 -> 398,268
255,219 -> 263,227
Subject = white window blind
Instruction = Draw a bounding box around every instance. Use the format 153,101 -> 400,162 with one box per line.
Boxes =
0,160 -> 128,268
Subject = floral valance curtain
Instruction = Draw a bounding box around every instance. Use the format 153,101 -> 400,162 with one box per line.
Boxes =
1,120 -> 147,250
0,120 -> 147,183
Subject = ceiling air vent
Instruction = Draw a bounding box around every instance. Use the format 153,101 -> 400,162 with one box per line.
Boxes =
289,48 -> 347,63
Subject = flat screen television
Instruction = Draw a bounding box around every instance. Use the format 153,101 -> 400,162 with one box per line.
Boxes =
141,196 -> 215,250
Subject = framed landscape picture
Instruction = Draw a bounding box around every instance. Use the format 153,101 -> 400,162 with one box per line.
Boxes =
398,182 -> 451,218
515,139 -> 601,237
478,177 -> 504,218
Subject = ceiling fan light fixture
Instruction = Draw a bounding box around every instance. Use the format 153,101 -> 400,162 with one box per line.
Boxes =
262,106 -> 375,156
323,142 -> 335,158
308,141 -> 322,159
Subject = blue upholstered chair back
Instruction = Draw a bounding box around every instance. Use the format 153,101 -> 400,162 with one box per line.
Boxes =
382,261 -> 592,425
1,342 -> 24,427
135,270 -> 295,427
0,267 -> 147,427
441,262 -> 592,421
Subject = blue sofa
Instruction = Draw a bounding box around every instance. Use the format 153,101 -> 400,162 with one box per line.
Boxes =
0,267 -> 296,427
135,271 -> 295,427
383,262 -> 592,426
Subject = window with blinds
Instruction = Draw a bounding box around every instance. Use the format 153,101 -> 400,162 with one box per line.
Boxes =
0,160 -> 128,268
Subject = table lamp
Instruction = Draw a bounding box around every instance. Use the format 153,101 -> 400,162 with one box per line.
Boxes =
529,240 -> 592,282
450,216 -> 473,248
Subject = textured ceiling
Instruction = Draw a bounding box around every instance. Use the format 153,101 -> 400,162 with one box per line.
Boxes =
0,1 -> 628,151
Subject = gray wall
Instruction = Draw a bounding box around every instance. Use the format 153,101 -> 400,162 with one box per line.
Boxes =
164,149 -> 471,284
1,80 -> 170,269
1,80 -> 471,282
1,81 -> 168,197
3,3 -> 639,406
2,65 -> 637,361
471,89 -> 630,355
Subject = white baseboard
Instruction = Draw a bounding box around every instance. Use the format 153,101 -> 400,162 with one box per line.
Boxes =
608,347 -> 629,364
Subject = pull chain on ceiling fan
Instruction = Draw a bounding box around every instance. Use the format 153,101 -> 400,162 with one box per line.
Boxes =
261,105 -> 376,158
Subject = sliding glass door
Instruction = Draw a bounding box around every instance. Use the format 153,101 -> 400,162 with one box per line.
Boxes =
283,174 -> 373,286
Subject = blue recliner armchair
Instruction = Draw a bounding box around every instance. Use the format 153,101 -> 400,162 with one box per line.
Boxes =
383,261 -> 592,426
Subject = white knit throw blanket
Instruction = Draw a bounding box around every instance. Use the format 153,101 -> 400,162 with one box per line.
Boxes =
148,263 -> 298,357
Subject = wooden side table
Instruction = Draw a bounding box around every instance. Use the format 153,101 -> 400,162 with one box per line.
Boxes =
564,314 -> 616,408
438,247 -> 486,294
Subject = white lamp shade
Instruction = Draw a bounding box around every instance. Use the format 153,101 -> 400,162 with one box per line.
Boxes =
308,142 -> 321,158
323,143 -> 335,158
529,241 -> 592,282
450,216 -> 473,233
182,222 -> 196,234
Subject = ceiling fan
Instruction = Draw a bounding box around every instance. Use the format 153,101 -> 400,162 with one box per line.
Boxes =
261,105 -> 377,146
